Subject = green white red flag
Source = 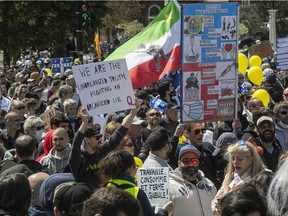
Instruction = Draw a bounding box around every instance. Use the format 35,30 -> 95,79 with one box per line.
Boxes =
105,0 -> 181,89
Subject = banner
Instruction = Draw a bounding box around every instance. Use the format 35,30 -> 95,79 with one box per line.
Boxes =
72,59 -> 135,116
181,3 -> 239,123
105,0 -> 181,89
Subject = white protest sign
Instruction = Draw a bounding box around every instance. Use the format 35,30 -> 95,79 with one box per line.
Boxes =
137,167 -> 170,206
72,59 -> 135,116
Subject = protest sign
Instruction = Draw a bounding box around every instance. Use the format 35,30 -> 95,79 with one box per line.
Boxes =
137,167 -> 169,206
72,59 -> 135,116
248,41 -> 274,59
181,3 -> 238,123
277,37 -> 288,71
40,106 -> 57,130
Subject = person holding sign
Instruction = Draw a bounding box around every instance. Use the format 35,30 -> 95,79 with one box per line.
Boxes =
169,145 -> 217,216
99,150 -> 173,216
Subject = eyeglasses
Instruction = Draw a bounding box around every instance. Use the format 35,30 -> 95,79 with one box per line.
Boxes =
148,113 -> 161,117
193,129 -> 205,135
34,126 -> 44,130
182,158 -> 199,165
14,106 -> 26,110
124,142 -> 134,148
280,111 -> 288,115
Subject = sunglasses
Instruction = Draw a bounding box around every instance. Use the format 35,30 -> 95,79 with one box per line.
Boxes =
148,113 -> 161,117
124,142 -> 134,148
34,126 -> 44,130
182,158 -> 199,165
14,106 -> 26,110
193,129 -> 205,135
280,111 -> 288,115
234,140 -> 247,146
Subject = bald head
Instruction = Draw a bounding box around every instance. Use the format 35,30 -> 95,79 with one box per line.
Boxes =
28,172 -> 49,205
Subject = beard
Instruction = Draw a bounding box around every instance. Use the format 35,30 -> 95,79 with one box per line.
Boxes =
259,130 -> 275,143
152,120 -> 160,127
181,166 -> 199,181
55,145 -> 66,152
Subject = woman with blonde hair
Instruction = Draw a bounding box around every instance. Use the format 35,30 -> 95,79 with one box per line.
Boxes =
212,141 -> 266,215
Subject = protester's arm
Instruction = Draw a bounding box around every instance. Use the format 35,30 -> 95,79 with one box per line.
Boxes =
68,108 -> 88,179
100,104 -> 141,153
168,124 -> 184,169
38,70 -> 49,88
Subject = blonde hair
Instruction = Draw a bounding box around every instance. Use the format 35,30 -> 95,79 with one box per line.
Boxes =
116,135 -> 131,151
224,141 -> 265,192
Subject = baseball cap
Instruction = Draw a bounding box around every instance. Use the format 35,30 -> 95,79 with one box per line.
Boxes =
84,124 -> 102,138
28,72 -> 40,82
179,145 -> 200,159
131,116 -> 145,125
212,132 -> 238,156
256,116 -> 274,127
53,182 -> 91,216
166,102 -> 179,110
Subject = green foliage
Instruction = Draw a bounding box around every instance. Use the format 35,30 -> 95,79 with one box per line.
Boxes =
121,20 -> 144,39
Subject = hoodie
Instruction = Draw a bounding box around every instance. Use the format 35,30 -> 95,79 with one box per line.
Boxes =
275,120 -> 288,151
40,144 -> 71,175
169,168 -> 217,216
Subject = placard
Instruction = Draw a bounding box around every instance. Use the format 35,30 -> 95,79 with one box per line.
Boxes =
137,167 -> 169,206
248,41 -> 274,59
72,59 -> 135,116
277,37 -> 288,71
181,3 -> 238,123
40,106 -> 57,130
51,57 -> 73,74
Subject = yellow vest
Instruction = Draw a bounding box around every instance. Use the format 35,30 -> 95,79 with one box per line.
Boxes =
107,179 -> 139,199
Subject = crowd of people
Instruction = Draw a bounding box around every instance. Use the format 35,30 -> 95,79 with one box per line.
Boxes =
0,49 -> 288,216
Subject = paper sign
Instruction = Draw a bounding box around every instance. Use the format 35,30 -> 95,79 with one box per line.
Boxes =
72,59 -> 135,116
40,106 -> 57,130
137,167 -> 169,206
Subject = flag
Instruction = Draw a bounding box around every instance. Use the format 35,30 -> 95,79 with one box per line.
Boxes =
94,33 -> 102,60
150,97 -> 168,114
105,0 -> 181,89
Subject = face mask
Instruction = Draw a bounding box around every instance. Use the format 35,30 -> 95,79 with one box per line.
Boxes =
35,129 -> 44,142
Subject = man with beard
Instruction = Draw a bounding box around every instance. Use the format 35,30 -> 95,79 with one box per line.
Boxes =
141,108 -> 161,142
63,98 -> 81,135
169,145 -> 217,216
254,116 -> 283,172
142,126 -> 173,168
40,127 -> 71,174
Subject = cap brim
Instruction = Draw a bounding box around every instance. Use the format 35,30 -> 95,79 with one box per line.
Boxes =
132,120 -> 144,125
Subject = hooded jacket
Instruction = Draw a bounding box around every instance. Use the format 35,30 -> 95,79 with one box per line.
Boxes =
169,168 -> 217,216
275,120 -> 288,151
40,144 -> 71,175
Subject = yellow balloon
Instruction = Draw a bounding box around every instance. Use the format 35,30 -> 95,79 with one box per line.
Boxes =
252,89 -> 270,107
238,53 -> 248,73
238,65 -> 246,75
249,55 -> 262,67
248,66 -> 263,86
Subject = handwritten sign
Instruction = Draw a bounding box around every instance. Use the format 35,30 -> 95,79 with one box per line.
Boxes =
137,167 -> 169,206
72,59 -> 135,116
248,41 -> 274,59
40,106 -> 57,130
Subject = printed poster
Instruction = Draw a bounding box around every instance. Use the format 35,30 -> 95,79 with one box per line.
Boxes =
181,3 -> 239,123
276,37 -> 288,71
72,59 -> 136,116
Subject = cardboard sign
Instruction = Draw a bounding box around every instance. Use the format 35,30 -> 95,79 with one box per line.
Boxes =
137,167 -> 169,206
40,106 -> 57,130
248,41 -> 274,59
72,59 -> 135,116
